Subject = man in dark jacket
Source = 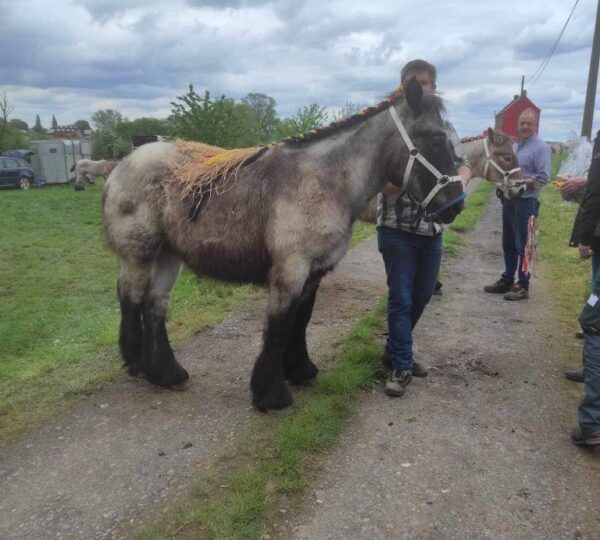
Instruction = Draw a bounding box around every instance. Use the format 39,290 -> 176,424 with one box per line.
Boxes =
570,130 -> 600,448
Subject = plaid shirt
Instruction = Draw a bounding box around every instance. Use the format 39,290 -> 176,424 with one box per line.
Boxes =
377,120 -> 469,236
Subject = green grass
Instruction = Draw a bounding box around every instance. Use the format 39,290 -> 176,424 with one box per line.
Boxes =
350,220 -> 376,248
137,304 -> 387,540
443,180 -> 494,256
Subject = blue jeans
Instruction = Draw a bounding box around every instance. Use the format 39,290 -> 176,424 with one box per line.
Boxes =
501,198 -> 539,288
579,332 -> 600,436
378,227 -> 442,370
593,253 -> 600,285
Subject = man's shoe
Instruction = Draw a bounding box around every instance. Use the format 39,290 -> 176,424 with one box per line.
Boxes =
412,361 -> 428,378
575,331 -> 585,339
565,368 -> 585,382
384,369 -> 412,397
484,279 -> 513,294
571,425 -> 600,447
433,281 -> 443,296
504,285 -> 529,301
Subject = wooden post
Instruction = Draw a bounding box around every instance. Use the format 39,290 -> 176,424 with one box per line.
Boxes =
582,0 -> 600,139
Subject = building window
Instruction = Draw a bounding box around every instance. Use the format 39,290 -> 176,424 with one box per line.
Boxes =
49,148 -> 57,153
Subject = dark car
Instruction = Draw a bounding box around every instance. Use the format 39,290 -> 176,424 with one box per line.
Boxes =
0,157 -> 35,189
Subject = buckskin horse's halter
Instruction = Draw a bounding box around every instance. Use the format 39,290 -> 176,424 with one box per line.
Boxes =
482,137 -> 523,194
389,105 -> 466,219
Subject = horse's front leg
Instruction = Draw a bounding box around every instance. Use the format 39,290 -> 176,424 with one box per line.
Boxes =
282,278 -> 321,385
251,258 -> 310,411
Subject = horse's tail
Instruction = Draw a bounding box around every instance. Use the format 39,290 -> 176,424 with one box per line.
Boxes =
70,164 -> 75,172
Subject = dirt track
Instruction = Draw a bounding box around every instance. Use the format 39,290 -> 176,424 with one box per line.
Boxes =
277,198 -> 600,540
2,190 -> 600,539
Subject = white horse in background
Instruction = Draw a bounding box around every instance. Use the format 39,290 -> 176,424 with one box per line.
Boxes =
71,159 -> 119,191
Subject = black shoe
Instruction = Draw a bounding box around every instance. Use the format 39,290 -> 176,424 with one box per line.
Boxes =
433,281 -> 443,296
575,331 -> 585,339
385,369 -> 412,397
412,361 -> 428,378
564,368 -> 585,382
484,279 -> 513,294
571,425 -> 600,447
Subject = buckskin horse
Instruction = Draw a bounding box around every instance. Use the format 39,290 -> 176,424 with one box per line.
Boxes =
102,78 -> 464,411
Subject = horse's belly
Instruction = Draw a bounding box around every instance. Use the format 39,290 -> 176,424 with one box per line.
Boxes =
179,239 -> 271,284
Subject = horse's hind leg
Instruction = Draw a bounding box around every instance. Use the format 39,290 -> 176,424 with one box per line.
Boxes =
282,278 -> 321,385
251,258 -> 310,411
118,260 -> 152,375
141,246 -> 188,387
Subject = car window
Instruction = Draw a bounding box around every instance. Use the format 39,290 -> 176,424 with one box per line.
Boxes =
17,159 -> 30,167
6,159 -> 19,167
0,159 -> 8,169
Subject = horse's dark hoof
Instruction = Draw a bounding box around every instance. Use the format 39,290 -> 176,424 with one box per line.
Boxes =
252,385 -> 293,412
145,364 -> 190,389
74,184 -> 85,191
285,359 -> 319,386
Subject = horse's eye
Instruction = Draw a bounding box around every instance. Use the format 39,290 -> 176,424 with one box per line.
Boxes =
502,155 -> 512,163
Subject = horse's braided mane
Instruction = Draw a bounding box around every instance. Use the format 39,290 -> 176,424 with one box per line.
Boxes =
279,85 -> 406,144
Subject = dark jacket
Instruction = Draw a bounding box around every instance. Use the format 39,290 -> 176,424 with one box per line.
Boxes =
570,130 -> 600,249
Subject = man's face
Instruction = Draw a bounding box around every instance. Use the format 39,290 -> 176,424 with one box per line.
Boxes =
403,69 -> 436,92
518,113 -> 537,139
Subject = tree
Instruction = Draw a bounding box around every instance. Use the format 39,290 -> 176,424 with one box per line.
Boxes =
32,115 -> 45,133
92,129 -> 131,160
9,118 -> 29,131
74,120 -> 92,131
273,103 -> 329,139
242,92 -> 278,143
169,85 -> 261,148
332,101 -> 362,121
0,90 -> 13,128
91,109 -> 124,132
115,117 -> 170,141
51,114 -> 58,128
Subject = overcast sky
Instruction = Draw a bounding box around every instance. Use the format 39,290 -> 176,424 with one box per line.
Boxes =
0,0 -> 596,141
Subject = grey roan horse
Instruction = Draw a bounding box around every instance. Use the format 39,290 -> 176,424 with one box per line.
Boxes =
102,78 -> 464,411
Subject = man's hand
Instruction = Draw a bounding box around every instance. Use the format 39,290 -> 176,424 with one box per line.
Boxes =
579,244 -> 593,260
558,174 -> 587,195
524,177 -> 536,189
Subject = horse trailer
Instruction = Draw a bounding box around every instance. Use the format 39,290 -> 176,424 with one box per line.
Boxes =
29,139 -> 92,184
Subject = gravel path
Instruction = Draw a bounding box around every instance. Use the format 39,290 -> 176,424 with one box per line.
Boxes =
276,198 -> 600,540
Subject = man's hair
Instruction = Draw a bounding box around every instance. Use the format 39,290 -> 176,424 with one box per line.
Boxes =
518,107 -> 539,123
401,59 -> 437,84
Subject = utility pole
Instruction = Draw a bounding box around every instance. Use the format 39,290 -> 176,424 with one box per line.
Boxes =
582,0 -> 600,139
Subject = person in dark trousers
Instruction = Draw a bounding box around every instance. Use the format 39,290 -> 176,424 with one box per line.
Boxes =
378,59 -> 471,397
570,130 -> 600,448
483,108 -> 551,300
566,131 -> 600,385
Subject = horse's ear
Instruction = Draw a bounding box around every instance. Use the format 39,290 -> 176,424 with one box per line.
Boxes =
405,77 -> 423,115
487,127 -> 494,140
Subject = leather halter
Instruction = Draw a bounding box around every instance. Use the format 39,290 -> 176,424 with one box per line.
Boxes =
388,106 -> 466,218
482,137 -> 522,191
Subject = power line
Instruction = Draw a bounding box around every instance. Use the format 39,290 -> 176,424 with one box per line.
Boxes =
526,0 -> 580,88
